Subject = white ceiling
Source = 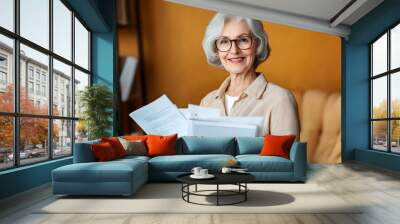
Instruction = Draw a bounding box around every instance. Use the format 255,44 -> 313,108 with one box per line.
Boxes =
166,0 -> 384,38
226,0 -> 352,22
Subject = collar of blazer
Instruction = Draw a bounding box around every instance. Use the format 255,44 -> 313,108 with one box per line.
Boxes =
214,73 -> 268,100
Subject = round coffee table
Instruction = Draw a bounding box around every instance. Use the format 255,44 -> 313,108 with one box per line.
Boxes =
177,173 -> 255,206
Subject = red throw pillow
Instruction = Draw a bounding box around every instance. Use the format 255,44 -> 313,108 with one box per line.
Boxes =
101,137 -> 126,158
91,142 -> 117,161
146,134 -> 177,157
260,135 -> 296,159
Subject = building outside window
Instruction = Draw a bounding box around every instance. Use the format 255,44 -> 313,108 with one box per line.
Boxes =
41,85 -> 46,97
0,0 -> 91,170
28,81 -> 34,94
0,54 -> 7,67
0,71 -> 7,85
0,54 -> 7,89
35,70 -> 40,81
28,66 -> 34,79
41,73 -> 46,83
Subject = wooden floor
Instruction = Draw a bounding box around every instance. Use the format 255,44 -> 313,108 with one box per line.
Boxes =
1,162 -> 400,224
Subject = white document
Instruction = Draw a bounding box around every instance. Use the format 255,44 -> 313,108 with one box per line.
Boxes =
191,116 -> 264,136
129,95 -> 188,136
189,120 -> 258,137
188,104 -> 220,118
130,98 -> 264,137
179,108 -> 191,120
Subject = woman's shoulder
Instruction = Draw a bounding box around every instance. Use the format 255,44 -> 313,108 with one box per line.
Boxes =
200,89 -> 219,106
264,81 -> 295,101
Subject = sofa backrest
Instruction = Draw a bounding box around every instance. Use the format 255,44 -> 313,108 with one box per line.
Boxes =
73,139 -> 100,163
176,136 -> 236,155
235,137 -> 264,155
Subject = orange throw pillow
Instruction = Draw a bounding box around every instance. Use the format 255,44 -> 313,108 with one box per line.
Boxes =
124,135 -> 148,141
260,135 -> 296,159
91,142 -> 117,161
101,137 -> 126,158
146,134 -> 177,157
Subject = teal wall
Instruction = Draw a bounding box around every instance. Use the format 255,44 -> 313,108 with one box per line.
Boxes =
343,0 -> 400,171
0,0 -> 117,200
91,0 -> 118,136
0,158 -> 72,199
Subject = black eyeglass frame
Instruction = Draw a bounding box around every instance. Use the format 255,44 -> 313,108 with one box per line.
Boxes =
214,35 -> 253,52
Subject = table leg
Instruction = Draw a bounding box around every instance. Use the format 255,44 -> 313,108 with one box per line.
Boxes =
181,184 -> 183,199
217,184 -> 219,206
245,183 -> 247,201
195,184 -> 197,192
187,184 -> 190,202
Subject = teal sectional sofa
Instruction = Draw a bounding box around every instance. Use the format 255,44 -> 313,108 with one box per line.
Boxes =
52,136 -> 307,196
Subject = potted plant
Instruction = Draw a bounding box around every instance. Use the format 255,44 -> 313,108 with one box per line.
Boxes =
79,84 -> 113,140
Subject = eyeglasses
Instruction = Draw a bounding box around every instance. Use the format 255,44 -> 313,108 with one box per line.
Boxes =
215,35 -> 253,52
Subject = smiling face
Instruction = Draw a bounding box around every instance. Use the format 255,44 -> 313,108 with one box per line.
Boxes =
217,19 -> 257,75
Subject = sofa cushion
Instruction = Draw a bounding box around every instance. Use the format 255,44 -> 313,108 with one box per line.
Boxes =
236,137 -> 263,155
236,155 -> 293,172
148,154 -> 235,172
260,135 -> 296,159
53,158 -> 147,183
91,142 -> 118,161
123,135 -> 148,141
147,134 -> 177,157
101,137 -> 127,158
177,136 -> 235,155
118,137 -> 147,156
114,155 -> 150,163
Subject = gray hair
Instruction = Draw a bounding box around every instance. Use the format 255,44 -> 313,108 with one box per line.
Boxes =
202,13 -> 270,68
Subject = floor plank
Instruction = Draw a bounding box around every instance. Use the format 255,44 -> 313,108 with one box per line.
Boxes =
1,162 -> 400,224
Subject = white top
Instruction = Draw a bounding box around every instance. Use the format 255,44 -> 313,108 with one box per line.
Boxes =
224,95 -> 239,114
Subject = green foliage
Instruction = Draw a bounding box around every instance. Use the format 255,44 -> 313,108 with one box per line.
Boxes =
79,84 -> 113,140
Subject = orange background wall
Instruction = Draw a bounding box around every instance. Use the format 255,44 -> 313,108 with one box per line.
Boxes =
139,1 -> 341,108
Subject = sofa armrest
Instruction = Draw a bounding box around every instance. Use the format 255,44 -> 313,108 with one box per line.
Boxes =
289,141 -> 307,181
73,140 -> 100,163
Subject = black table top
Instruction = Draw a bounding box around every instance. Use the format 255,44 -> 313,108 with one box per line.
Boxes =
177,172 -> 255,185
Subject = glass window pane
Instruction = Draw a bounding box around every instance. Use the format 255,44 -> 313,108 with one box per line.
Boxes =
372,33 -> 387,76
392,72 -> 400,118
74,17 -> 89,70
392,120 -> 400,153
372,121 -> 388,151
20,0 -> 49,49
20,117 -> 49,165
0,34 -> 14,112
53,119 -> 72,158
53,59 -> 72,117
392,24 -> 400,70
20,44 -> 49,115
372,77 -> 387,119
0,116 -> 14,170
0,0 -> 14,31
53,0 -> 72,60
74,69 -> 89,118
75,120 -> 88,143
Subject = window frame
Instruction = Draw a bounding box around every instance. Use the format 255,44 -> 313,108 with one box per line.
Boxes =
0,0 -> 92,171
370,21 -> 400,154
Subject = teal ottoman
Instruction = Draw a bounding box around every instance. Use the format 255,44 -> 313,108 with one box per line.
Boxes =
52,156 -> 148,196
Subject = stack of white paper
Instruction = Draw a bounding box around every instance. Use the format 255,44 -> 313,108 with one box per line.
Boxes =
129,95 -> 188,136
129,95 -> 264,137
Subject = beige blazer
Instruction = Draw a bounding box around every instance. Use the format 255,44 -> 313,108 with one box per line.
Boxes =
200,74 -> 300,137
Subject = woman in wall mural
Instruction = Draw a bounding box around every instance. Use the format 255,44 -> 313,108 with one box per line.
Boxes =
200,13 -> 299,137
